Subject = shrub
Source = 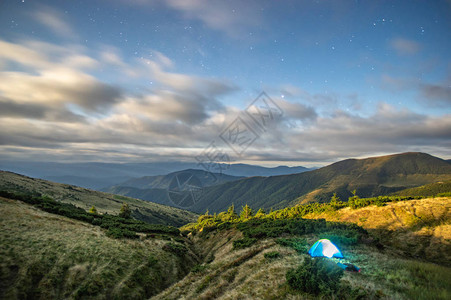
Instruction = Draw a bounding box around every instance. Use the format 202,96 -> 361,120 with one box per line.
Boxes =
191,264 -> 208,273
106,228 -> 138,239
233,237 -> 257,250
276,237 -> 308,253
286,256 -> 344,296
320,231 -> 359,248
163,242 -> 187,256
264,251 -> 280,259
119,203 -> 131,219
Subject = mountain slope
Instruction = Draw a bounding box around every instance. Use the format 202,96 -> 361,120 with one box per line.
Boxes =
0,197 -> 199,299
105,169 -> 242,190
393,180 -> 451,197
0,171 -> 197,226
190,152 -> 451,213
303,197 -> 451,264
154,197 -> 451,299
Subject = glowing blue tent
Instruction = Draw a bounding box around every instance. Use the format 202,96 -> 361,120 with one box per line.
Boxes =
308,239 -> 343,258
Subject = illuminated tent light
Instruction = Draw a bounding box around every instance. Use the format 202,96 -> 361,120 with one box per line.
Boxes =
308,239 -> 344,258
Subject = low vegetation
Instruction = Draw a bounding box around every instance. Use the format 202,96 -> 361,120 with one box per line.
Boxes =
286,256 -> 344,296
0,197 -> 198,299
0,190 -> 180,239
0,171 -> 197,226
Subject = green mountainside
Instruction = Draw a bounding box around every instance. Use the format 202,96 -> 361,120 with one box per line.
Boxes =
103,169 -> 243,207
189,152 -> 451,213
0,171 -> 197,227
392,180 -> 451,197
105,169 -> 242,190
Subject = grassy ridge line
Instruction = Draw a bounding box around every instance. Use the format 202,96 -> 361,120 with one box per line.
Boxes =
0,197 -> 199,299
0,171 -> 197,226
183,194 -> 428,234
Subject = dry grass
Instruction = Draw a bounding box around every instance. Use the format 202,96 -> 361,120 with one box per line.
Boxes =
0,171 -> 197,226
153,198 -> 451,299
303,197 -> 451,265
0,197 -> 197,299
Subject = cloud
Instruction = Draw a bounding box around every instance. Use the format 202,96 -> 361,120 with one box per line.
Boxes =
390,38 -> 421,55
126,0 -> 262,38
33,7 -> 77,38
420,83 -> 451,106
252,103 -> 451,163
0,69 -> 122,113
381,74 -> 451,107
0,97 -> 84,123
277,99 -> 317,122
1,35 -> 449,165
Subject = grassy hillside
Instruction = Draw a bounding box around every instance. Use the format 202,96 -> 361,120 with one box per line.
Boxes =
2,190 -> 450,299
303,197 -> 451,265
0,197 -> 199,299
186,152 -> 451,213
0,171 -> 197,227
392,180 -> 451,197
155,197 -> 451,299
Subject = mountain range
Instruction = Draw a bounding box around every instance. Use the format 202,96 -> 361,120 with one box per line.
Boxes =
0,161 -> 311,190
103,152 -> 451,213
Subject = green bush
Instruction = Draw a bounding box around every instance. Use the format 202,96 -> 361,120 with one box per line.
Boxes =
286,256 -> 344,296
106,228 -> 138,239
191,264 -> 208,273
233,237 -> 257,250
264,251 -> 280,259
320,229 -> 360,247
276,238 -> 308,253
163,242 -> 187,256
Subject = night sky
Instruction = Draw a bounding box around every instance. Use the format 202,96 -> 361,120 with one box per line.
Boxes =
0,0 -> 450,167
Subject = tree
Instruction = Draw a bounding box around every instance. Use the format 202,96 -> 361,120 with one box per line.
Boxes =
89,205 -> 98,214
240,204 -> 253,220
330,193 -> 339,204
348,190 -> 359,209
119,203 -> 131,219
226,204 -> 238,220
254,208 -> 265,218
197,209 -> 213,223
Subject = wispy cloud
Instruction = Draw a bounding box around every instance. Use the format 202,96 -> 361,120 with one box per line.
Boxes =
126,0 -> 263,38
33,6 -> 77,38
390,38 -> 421,55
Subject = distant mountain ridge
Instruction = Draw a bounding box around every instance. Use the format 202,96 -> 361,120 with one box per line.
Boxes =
189,152 -> 451,213
0,161 -> 311,190
106,169 -> 243,190
100,152 -> 451,214
103,169 -> 244,207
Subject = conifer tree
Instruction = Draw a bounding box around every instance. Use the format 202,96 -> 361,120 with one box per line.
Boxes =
255,208 -> 265,218
240,204 -> 253,220
89,205 -> 98,214
226,204 -> 238,220
119,203 -> 131,218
